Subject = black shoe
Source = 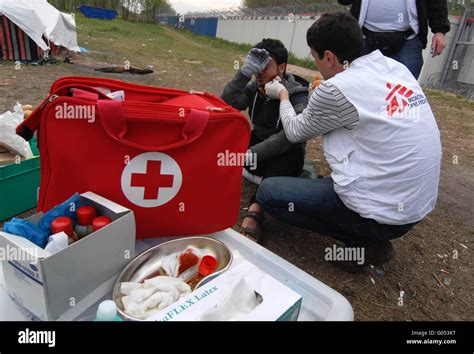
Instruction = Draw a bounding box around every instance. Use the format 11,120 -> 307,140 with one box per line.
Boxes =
364,239 -> 396,266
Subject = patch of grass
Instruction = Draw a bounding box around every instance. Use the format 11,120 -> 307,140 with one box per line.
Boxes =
448,7 -> 466,16
95,25 -> 122,33
76,14 -> 167,41
187,32 -> 253,53
178,28 -> 315,69
288,53 -> 315,70
425,88 -> 474,109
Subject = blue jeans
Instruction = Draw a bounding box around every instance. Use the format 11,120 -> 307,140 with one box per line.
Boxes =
256,177 -> 417,246
364,35 -> 424,79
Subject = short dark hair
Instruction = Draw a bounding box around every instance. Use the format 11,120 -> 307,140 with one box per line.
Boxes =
306,12 -> 364,64
254,38 -> 288,66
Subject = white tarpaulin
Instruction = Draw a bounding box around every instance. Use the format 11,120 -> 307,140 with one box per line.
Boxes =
0,0 -> 80,52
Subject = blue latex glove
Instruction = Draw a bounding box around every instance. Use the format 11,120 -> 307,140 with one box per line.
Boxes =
241,48 -> 271,78
38,193 -> 82,236
3,218 -> 49,248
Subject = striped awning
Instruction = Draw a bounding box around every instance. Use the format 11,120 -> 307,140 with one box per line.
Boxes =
0,15 -> 45,61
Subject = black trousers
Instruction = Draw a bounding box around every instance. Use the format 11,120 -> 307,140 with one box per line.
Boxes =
245,131 -> 305,206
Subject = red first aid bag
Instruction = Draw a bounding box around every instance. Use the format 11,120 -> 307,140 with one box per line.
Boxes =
17,77 -> 251,238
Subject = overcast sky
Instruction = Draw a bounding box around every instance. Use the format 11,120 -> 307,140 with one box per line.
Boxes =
169,0 -> 242,13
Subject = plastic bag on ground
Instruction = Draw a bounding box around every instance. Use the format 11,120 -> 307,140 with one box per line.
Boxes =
0,103 -> 33,159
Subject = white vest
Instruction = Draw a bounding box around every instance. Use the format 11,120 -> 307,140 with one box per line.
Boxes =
326,50 -> 441,225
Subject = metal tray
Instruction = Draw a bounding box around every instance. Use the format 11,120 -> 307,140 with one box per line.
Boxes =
112,236 -> 233,321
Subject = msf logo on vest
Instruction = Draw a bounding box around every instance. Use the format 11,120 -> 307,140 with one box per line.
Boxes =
121,152 -> 182,207
385,83 -> 414,117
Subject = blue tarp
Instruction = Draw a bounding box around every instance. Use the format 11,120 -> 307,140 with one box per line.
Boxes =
155,16 -> 217,37
183,18 -> 217,38
79,5 -> 118,20
196,18 -> 218,37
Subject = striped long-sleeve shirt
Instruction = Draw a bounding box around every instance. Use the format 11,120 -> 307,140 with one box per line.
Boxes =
280,80 -> 360,143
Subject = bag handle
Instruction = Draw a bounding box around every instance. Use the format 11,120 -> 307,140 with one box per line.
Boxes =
97,100 -> 209,151
16,86 -> 112,140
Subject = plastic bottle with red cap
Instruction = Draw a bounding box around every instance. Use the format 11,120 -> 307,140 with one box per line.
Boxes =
92,216 -> 112,232
187,255 -> 218,290
75,206 -> 96,238
51,216 -> 78,245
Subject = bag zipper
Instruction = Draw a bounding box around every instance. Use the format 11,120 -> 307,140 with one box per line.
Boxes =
39,94 -> 59,110
51,78 -> 229,108
51,77 -> 185,97
40,94 -> 231,115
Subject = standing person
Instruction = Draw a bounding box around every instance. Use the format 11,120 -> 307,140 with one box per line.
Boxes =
337,0 -> 450,78
221,39 -> 309,242
260,12 -> 442,271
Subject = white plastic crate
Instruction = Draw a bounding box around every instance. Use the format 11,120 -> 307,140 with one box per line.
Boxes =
0,228 -> 353,321
212,228 -> 354,321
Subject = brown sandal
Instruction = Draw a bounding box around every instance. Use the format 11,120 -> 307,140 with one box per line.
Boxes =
240,210 -> 265,243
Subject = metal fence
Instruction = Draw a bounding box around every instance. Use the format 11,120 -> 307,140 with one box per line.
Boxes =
158,2 -> 344,19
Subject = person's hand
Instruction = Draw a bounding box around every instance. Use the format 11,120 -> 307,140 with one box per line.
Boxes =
244,149 -> 254,167
264,77 -> 287,99
431,33 -> 446,57
241,48 -> 271,78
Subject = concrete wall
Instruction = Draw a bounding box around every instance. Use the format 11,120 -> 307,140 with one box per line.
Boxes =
216,16 -> 317,60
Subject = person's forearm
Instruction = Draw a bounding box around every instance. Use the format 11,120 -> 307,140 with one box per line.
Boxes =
427,0 -> 450,34
279,82 -> 360,143
279,89 -> 289,102
279,100 -> 319,143
279,89 -> 318,143
278,90 -> 304,142
221,71 -> 252,110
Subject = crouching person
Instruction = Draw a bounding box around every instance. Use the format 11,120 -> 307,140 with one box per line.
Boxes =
221,39 -> 310,242
259,12 -> 442,271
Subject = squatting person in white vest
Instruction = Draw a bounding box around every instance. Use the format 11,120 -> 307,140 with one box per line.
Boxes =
258,12 -> 442,271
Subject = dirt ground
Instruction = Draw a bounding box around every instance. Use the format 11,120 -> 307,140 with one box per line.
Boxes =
0,16 -> 472,321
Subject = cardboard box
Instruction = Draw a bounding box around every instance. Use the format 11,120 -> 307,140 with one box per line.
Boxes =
147,256 -> 302,321
0,192 -> 136,320
0,152 -> 18,166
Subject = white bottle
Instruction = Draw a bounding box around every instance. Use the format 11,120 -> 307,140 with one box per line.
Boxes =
75,206 -> 96,238
44,232 -> 69,255
94,300 -> 123,321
